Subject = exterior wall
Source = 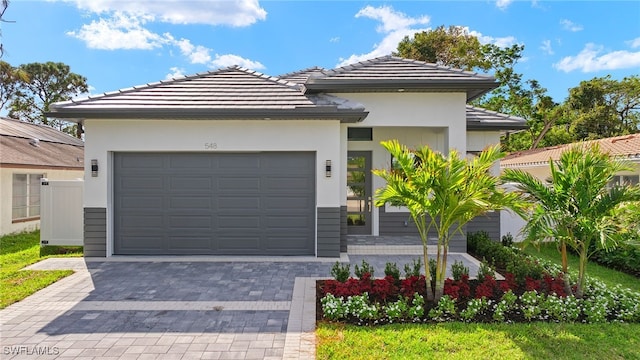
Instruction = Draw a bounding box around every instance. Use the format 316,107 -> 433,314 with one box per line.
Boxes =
0,167 -> 83,235
500,159 -> 640,242
83,119 -> 342,256
317,207 -> 341,257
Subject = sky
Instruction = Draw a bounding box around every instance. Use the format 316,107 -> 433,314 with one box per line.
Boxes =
2,0 -> 640,105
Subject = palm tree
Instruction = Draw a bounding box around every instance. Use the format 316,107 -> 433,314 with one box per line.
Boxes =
502,144 -> 640,298
373,140 -> 521,301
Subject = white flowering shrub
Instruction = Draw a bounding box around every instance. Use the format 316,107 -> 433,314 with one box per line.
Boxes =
346,293 -> 380,320
384,297 -> 409,322
493,290 -> 518,322
428,295 -> 457,322
460,298 -> 489,322
321,293 -> 346,321
408,293 -> 425,320
521,291 -> 543,321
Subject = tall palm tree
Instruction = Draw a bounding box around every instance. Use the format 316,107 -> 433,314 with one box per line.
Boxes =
502,144 -> 640,298
373,140 -> 521,301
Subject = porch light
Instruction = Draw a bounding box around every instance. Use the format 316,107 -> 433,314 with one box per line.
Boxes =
325,160 -> 332,177
91,159 -> 98,177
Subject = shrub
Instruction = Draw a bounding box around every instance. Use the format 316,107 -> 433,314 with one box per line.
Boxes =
501,233 -> 514,247
331,261 -> 350,283
476,260 -> 495,280
451,260 -> 469,281
460,297 -> 489,322
403,258 -> 422,278
384,262 -> 401,281
428,295 -> 457,322
354,260 -> 375,279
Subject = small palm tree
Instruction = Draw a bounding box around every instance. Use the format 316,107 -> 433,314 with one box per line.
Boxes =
502,144 -> 640,298
373,140 -> 521,301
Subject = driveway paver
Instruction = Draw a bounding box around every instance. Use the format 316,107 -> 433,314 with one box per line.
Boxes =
1,245 -> 482,359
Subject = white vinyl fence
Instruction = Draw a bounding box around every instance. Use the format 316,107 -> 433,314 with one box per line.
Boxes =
40,178 -> 83,246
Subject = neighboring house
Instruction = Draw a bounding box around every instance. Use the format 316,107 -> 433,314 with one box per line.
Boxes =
501,133 -> 640,183
47,56 -> 526,257
0,118 -> 84,235
500,133 -> 640,241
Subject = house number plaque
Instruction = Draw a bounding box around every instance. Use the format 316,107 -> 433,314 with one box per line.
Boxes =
204,142 -> 218,149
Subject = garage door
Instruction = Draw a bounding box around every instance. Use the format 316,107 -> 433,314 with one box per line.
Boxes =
113,152 -> 316,255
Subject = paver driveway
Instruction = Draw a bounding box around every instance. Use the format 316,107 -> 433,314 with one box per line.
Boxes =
1,249 -> 481,359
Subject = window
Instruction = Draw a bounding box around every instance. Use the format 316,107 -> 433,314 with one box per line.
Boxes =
608,175 -> 639,188
12,174 -> 43,221
347,127 -> 373,141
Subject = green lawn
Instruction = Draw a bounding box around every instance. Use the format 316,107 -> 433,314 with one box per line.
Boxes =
317,241 -> 640,359
317,322 -> 640,360
0,230 -> 82,309
521,242 -> 640,292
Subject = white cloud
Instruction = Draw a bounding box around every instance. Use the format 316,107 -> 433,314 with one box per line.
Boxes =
165,67 -> 186,80
468,29 -> 517,48
496,0 -> 513,10
210,54 -> 265,70
554,43 -> 640,72
540,40 -> 554,55
59,0 -> 267,26
337,5 -> 430,67
66,12 -> 170,50
330,37 -> 340,43
560,19 -> 583,32
628,37 -> 640,49
174,38 -> 212,64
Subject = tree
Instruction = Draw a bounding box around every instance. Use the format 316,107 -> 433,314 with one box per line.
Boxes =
395,25 -> 559,152
373,140 -> 521,301
8,62 -> 88,137
565,75 -> 640,140
502,145 -> 640,298
0,60 -> 27,111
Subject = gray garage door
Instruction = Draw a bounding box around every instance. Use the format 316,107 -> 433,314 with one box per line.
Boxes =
114,152 -> 316,255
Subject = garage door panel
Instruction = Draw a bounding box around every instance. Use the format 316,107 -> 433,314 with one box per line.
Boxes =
119,154 -> 165,169
115,152 -> 315,255
217,196 -> 261,210
218,215 -> 260,229
168,215 -> 212,229
169,197 -> 212,210
120,215 -> 165,228
119,177 -> 164,191
169,177 -> 213,191
166,237 -> 212,250
218,177 -> 261,191
264,196 -> 313,210
120,197 -> 163,209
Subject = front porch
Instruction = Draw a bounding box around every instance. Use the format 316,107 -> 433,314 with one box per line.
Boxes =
344,235 -> 490,279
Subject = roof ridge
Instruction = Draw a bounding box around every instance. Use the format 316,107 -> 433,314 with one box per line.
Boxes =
325,55 -> 493,79
278,66 -> 326,78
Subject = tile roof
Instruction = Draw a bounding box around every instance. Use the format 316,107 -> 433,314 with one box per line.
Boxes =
304,55 -> 498,100
48,66 -> 368,122
501,133 -> 640,168
0,118 -> 84,169
278,66 -> 325,84
0,118 -> 84,146
465,106 -> 527,130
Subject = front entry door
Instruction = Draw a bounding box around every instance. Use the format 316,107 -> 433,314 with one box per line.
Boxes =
347,151 -> 372,235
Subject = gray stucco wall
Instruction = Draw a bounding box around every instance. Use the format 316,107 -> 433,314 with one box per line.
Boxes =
84,207 -> 106,257
378,207 -> 501,252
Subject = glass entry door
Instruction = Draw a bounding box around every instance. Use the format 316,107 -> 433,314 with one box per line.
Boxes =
347,151 -> 372,235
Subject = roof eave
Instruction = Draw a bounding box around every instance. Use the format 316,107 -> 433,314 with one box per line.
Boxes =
466,122 -> 528,131
45,108 -> 369,123
304,80 -> 498,100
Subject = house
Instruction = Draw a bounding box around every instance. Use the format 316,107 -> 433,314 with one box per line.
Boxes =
499,133 -> 640,241
0,118 -> 84,235
501,133 -> 640,183
47,56 -> 526,257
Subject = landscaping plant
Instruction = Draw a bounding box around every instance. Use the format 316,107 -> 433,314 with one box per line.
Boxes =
373,140 -> 522,301
503,144 -> 640,298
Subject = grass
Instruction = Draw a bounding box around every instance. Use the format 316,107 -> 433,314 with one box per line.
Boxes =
0,230 -> 82,309
521,242 -> 640,292
317,241 -> 640,359
317,322 -> 640,360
